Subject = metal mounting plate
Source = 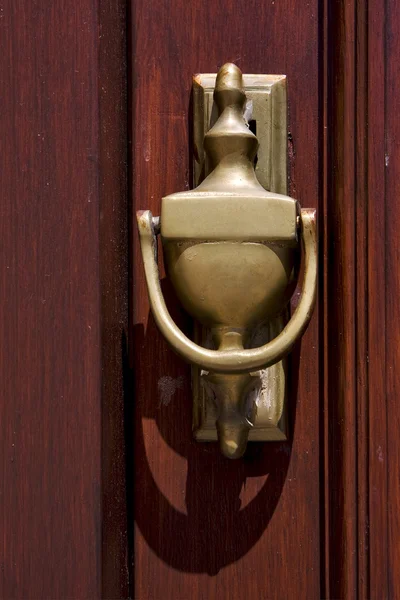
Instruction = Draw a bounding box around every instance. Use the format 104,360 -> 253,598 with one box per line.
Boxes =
193,73 -> 287,194
191,72 -> 289,442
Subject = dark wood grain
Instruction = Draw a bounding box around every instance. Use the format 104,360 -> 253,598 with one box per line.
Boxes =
2,1 -> 398,597
129,1 -> 320,598
323,0 -> 390,597
324,0 -> 359,596
99,0 -> 129,597
386,1 -> 400,597
0,1 -> 128,598
366,0 -> 388,597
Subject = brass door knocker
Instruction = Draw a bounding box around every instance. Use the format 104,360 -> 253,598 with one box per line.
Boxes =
137,63 -> 317,458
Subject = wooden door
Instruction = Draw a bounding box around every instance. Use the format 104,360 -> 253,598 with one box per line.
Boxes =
1,1 -> 399,599
130,0 -> 398,598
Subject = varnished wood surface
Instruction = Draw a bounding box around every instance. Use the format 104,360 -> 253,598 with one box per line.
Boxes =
0,1 -> 128,598
129,1 -> 320,598
324,0 -> 359,595
99,0 -> 129,596
386,1 -> 400,597
324,0 -> 392,598
1,1 -> 398,598
130,1 -> 400,598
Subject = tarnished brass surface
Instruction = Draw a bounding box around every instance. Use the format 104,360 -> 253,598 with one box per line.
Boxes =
161,63 -> 297,340
161,195 -> 297,243
136,63 -> 317,458
192,316 -> 288,444
191,68 -> 289,444
192,72 -> 287,193
137,208 -> 316,374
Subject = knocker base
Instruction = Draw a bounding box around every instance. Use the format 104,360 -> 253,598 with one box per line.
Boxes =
191,70 -> 290,448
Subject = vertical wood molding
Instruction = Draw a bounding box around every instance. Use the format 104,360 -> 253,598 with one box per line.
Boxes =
324,0 -> 389,597
386,1 -> 400,597
324,0 -> 358,595
99,0 -> 129,597
366,1 -> 387,597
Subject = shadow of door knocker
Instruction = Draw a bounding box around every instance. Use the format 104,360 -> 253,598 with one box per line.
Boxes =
129,318 -> 300,574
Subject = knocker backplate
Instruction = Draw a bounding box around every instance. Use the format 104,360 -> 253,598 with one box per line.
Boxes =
192,72 -> 289,442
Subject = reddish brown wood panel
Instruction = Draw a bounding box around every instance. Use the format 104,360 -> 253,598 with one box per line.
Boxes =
99,0 -> 129,596
0,1 -> 128,598
386,1 -> 400,597
323,0 -> 391,598
366,1 -> 388,597
129,1 -> 321,598
325,1 -> 358,594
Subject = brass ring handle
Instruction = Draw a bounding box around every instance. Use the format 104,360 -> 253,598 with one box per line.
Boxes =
137,207 -> 317,375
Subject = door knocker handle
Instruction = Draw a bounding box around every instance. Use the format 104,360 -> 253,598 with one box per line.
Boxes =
137,207 -> 316,374
137,63 -> 317,458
